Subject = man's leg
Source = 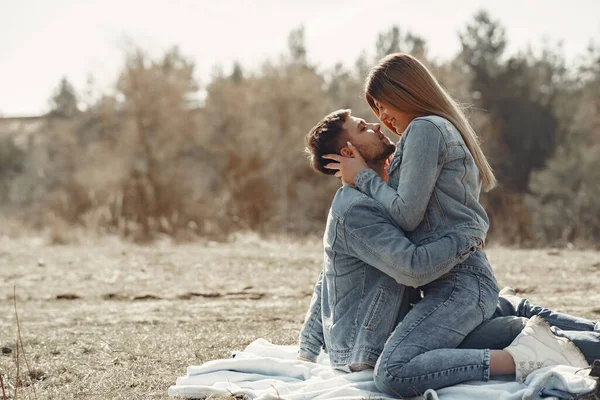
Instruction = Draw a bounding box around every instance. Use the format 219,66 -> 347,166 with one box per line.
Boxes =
460,289 -> 600,365
496,289 -> 600,332
551,327 -> 600,365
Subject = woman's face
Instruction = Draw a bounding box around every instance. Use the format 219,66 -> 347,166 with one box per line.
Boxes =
373,100 -> 415,135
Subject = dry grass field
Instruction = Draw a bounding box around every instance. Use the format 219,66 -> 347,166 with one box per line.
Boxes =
1,235 -> 599,399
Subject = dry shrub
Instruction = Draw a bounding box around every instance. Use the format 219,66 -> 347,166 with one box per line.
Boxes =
35,48 -> 218,242
201,61 -> 338,235
526,140 -> 600,248
481,190 -> 533,246
3,31 -> 599,247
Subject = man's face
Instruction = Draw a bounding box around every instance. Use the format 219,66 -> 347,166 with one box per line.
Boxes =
342,115 -> 395,161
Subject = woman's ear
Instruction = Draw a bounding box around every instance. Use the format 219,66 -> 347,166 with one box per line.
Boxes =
340,147 -> 353,157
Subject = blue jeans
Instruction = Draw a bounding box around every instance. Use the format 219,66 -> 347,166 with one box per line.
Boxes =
373,264 -> 499,397
460,293 -> 600,365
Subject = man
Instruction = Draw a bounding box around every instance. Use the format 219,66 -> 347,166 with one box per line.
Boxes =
299,109 -> 600,377
298,109 -> 481,370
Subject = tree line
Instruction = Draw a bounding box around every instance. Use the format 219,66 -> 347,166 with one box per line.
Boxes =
1,11 -> 599,246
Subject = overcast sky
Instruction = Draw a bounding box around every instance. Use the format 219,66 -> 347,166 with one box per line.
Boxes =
1,0 -> 599,116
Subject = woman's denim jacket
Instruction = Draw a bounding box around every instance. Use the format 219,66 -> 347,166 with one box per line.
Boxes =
298,185 -> 479,368
355,115 -> 489,245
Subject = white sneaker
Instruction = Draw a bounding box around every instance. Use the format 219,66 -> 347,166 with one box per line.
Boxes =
499,286 -> 517,296
504,315 -> 589,382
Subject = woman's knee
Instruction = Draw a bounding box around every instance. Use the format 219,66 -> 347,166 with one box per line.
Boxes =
374,356 -> 393,394
373,370 -> 418,398
373,367 -> 391,395
373,365 -> 403,397
373,357 -> 412,396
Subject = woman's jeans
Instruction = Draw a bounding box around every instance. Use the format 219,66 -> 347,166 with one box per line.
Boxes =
460,293 -> 600,365
373,265 -> 499,397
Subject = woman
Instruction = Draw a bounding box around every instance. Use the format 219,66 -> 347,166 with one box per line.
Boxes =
323,53 -> 589,397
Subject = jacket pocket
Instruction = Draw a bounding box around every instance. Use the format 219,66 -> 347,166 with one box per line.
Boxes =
364,288 -> 387,331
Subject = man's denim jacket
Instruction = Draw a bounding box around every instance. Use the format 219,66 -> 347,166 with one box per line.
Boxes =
298,185 -> 479,368
355,115 -> 489,245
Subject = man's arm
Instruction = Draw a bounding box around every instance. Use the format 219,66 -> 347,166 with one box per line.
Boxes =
343,200 -> 476,288
298,271 -> 325,362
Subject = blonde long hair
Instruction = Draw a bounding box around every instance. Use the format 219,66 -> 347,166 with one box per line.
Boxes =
365,53 -> 497,191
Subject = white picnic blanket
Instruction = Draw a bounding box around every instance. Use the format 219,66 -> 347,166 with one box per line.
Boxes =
168,338 -> 598,400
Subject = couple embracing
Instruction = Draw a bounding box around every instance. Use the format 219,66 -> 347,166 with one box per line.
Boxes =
298,53 -> 600,397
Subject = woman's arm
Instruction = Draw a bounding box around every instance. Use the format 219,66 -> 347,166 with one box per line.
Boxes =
343,200 -> 476,287
355,119 -> 446,231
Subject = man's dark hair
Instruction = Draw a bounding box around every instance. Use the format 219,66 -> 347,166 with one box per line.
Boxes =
304,109 -> 351,175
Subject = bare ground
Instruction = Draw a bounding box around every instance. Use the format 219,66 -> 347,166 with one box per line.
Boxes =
1,235 -> 599,399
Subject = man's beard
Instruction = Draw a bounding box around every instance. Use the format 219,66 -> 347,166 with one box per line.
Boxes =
354,142 -> 396,163
372,143 -> 396,161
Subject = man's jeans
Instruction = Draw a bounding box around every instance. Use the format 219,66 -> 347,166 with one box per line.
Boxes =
373,264 -> 499,398
461,293 -> 600,365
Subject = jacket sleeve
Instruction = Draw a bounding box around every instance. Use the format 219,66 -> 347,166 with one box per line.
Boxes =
298,270 -> 325,362
355,119 -> 446,231
343,201 -> 476,287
